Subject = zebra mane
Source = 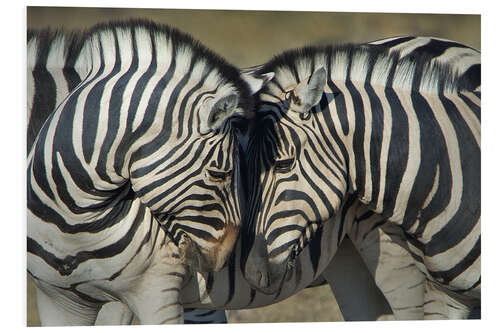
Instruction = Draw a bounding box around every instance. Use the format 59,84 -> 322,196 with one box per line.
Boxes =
27,27 -> 87,80
28,19 -> 254,116
82,19 -> 254,111
256,43 -> 473,95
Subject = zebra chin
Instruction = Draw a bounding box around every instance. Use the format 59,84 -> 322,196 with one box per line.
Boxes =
178,223 -> 239,272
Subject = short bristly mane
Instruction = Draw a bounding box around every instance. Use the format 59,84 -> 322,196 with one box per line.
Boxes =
81,19 -> 254,115
257,43 -> 469,95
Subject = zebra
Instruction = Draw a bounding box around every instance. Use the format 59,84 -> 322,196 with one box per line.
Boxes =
27,26 -> 263,325
243,36 -> 481,319
27,19 -> 265,325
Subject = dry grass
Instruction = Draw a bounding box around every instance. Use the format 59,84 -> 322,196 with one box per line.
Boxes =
227,285 -> 343,323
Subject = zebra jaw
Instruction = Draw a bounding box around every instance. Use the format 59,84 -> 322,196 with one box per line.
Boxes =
175,223 -> 239,273
178,232 -> 206,272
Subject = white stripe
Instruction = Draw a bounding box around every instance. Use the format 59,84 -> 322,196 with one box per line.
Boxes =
387,37 -> 431,58
27,36 -> 38,122
352,80 -> 373,203
371,84 -> 392,214
426,217 -> 480,274
368,36 -> 407,45
390,85 -> 421,222
430,47 -> 480,77
447,93 -> 480,146
46,35 -> 70,110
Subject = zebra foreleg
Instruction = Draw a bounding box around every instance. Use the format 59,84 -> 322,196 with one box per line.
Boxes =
119,240 -> 188,324
424,279 -> 480,319
322,237 -> 393,321
95,301 -> 134,325
348,221 -> 426,320
95,303 -> 229,324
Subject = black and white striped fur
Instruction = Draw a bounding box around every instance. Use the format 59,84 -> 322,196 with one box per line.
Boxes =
28,30 -> 479,323
244,36 -> 480,319
26,26 -> 400,324
27,26 -> 393,324
27,20 -> 256,325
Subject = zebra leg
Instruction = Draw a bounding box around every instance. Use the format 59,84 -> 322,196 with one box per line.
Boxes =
424,279 -> 480,319
34,280 -> 100,326
184,309 -> 228,324
349,221 -> 425,320
95,301 -> 134,325
95,303 -> 228,325
118,240 -> 187,324
322,237 -> 393,321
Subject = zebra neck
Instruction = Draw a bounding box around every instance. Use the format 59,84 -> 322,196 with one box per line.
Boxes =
27,54 -> 184,224
329,80 -> 431,225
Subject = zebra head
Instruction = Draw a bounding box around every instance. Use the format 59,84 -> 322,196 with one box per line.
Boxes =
243,51 -> 350,293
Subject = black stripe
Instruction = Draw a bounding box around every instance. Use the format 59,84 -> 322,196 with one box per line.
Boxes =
458,91 -> 480,121
206,272 -> 214,294
410,39 -> 474,59
458,64 -> 481,92
308,223 -> 323,275
224,248 -> 236,306
29,66 -> 57,152
371,36 -> 415,49
267,224 -> 305,245
429,237 -> 480,285
82,33 -> 118,164
381,84 -> 409,218
364,82 -> 383,208
170,223 -> 217,243
424,92 -> 480,256
63,32 -> 86,92
328,81 -> 349,135
400,91 -> 442,231
345,57 -> 366,197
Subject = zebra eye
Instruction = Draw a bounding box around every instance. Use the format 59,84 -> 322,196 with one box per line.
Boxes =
300,111 -> 311,120
275,158 -> 295,173
207,169 -> 232,182
284,90 -> 293,102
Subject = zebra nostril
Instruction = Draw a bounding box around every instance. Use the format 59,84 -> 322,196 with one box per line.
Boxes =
257,270 -> 270,289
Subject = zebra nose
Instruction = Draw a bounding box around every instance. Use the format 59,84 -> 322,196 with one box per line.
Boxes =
244,235 -> 274,290
256,270 -> 270,289
244,255 -> 271,290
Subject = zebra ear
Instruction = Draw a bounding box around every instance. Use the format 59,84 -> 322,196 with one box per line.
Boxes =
240,70 -> 275,95
290,67 -> 327,114
201,93 -> 240,133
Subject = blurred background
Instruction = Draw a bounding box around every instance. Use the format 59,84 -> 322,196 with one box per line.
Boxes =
26,6 -> 480,326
